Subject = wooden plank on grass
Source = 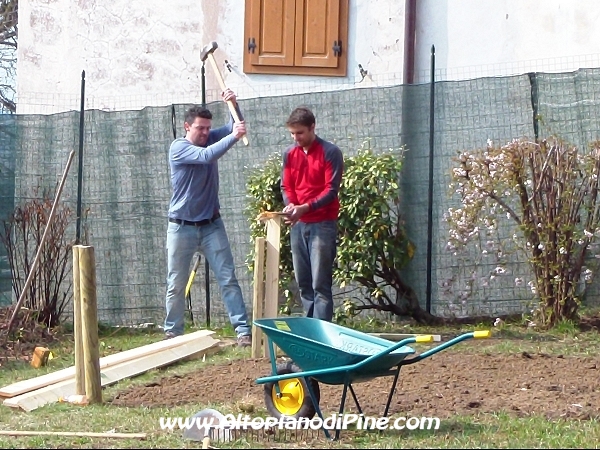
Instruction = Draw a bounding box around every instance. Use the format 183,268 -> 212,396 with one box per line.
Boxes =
0,329 -> 215,399
183,339 -> 235,361
0,430 -> 147,439
368,332 -> 441,342
3,334 -> 221,412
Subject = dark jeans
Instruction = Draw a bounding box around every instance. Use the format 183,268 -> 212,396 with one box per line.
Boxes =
290,220 -> 338,322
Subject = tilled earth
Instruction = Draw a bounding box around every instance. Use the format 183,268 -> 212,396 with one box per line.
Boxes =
109,348 -> 600,421
0,306 -> 59,367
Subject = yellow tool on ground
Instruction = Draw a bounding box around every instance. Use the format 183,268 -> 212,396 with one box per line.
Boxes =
185,253 -> 201,322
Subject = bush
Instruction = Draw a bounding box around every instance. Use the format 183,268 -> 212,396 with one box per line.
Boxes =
245,140 -> 440,324
0,188 -> 74,328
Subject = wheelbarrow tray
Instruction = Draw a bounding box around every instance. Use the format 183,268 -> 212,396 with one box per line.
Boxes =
254,317 -> 415,385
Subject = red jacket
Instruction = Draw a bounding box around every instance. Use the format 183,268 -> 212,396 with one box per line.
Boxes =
281,136 -> 344,223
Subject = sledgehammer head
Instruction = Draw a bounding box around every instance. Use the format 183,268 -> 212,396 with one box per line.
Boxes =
200,41 -> 218,62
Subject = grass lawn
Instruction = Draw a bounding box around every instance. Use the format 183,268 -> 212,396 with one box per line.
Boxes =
0,314 -> 599,449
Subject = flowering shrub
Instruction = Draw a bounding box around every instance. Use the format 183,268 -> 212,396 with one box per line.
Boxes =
445,137 -> 600,327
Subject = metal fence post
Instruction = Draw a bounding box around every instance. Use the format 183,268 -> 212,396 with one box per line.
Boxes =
426,45 -> 436,314
76,70 -> 85,245
528,72 -> 540,142
201,62 -> 211,328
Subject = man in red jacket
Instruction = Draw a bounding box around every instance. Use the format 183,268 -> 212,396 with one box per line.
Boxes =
281,107 -> 344,322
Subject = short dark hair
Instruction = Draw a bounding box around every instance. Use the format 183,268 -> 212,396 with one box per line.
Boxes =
185,105 -> 212,125
286,106 -> 315,128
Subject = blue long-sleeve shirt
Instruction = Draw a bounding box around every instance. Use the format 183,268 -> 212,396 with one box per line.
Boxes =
167,116 -> 238,222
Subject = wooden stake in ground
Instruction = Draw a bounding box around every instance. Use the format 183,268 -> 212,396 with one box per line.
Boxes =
77,245 -> 102,405
5,150 -> 76,334
251,237 -> 265,359
264,216 -> 281,323
256,213 -> 283,358
72,246 -> 85,396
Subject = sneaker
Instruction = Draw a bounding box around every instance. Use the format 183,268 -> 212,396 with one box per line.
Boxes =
237,334 -> 252,348
164,331 -> 177,340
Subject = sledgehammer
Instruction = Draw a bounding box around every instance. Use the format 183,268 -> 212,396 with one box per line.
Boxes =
200,41 -> 249,146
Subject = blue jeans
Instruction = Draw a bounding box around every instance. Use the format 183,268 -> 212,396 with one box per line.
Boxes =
164,218 -> 250,337
290,220 -> 338,322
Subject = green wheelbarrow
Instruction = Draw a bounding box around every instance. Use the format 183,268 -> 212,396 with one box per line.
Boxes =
254,316 -> 491,440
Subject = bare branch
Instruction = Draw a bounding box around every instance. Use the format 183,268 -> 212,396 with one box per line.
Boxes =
0,29 -> 16,43
0,0 -> 18,111
0,95 -> 15,112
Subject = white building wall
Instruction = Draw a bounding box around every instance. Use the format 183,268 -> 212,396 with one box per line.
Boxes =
415,0 -> 600,82
16,0 -> 600,114
16,0 -> 407,113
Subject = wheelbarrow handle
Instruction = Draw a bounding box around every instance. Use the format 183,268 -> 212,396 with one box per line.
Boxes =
402,330 -> 491,365
351,334 -> 438,371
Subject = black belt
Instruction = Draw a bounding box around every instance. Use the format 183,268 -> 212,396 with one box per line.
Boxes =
169,213 -> 220,227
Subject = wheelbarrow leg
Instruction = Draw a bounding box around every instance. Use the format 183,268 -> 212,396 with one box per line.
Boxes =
333,377 -> 353,441
266,337 -> 283,397
383,365 -> 402,417
348,385 -> 363,415
339,381 -> 349,416
303,376 -> 332,440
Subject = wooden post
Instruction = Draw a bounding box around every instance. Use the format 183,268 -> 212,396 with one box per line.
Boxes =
77,245 -> 102,404
253,212 -> 285,358
263,216 -> 281,358
251,237 -> 265,359
72,246 -> 85,395
264,217 -> 281,319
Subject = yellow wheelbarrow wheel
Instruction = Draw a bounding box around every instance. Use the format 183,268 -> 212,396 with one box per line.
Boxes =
264,360 -> 320,419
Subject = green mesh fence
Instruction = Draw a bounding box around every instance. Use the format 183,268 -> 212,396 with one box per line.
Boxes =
3,67 -> 600,327
0,114 -> 16,306
400,75 -> 536,318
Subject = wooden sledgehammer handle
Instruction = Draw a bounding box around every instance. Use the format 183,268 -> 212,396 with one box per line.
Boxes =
205,53 -> 249,146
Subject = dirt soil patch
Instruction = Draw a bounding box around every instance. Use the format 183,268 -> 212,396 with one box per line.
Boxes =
109,349 -> 600,421
0,306 -> 59,366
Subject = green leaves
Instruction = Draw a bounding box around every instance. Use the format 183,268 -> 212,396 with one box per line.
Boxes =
335,146 -> 414,295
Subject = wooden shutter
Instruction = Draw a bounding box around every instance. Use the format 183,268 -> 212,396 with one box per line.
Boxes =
294,0 -> 341,68
248,0 -> 295,67
244,0 -> 348,76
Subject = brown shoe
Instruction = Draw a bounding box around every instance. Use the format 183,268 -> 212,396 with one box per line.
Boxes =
164,331 -> 177,340
237,334 -> 251,348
